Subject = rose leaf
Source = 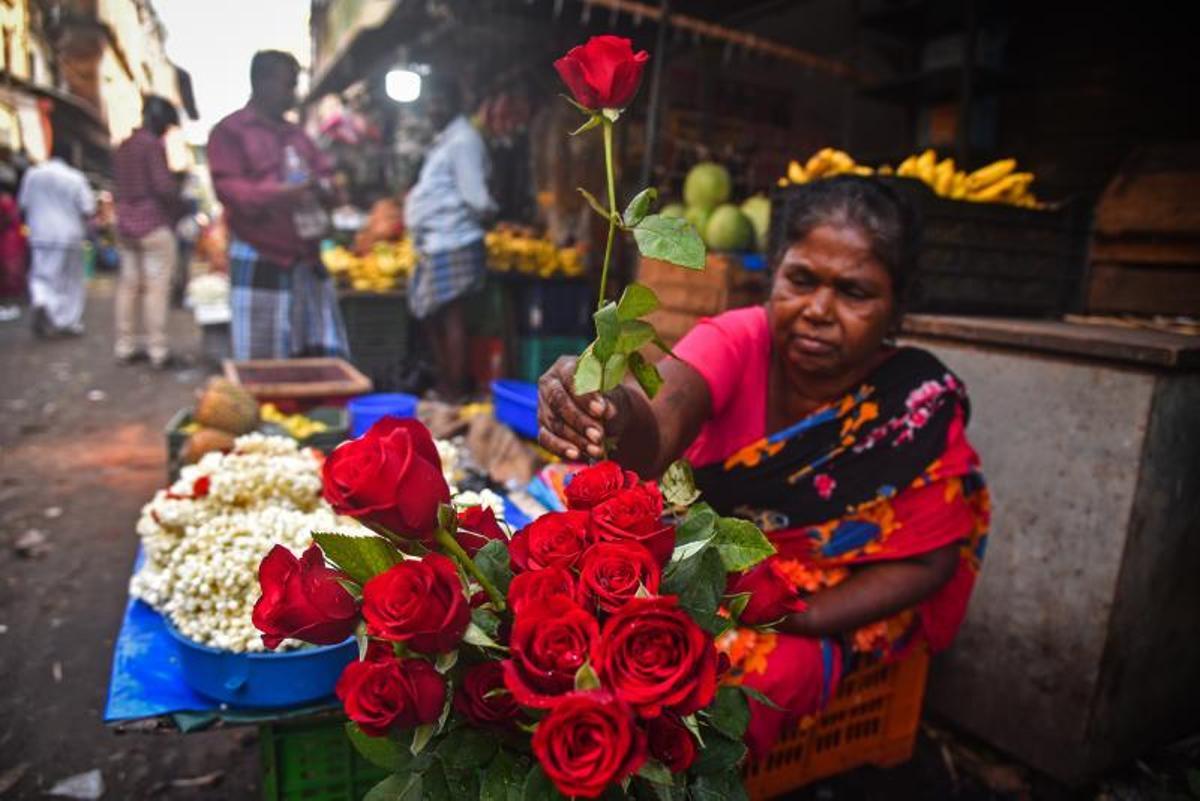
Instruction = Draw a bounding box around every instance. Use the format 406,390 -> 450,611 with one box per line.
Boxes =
616,282 -> 660,321
711,517 -> 776,573
463,621 -> 507,652
345,722 -> 412,772
660,460 -> 701,510
521,764 -> 567,801
724,592 -> 752,622
312,531 -> 401,585
667,503 -> 717,565
573,345 -> 603,395
470,607 -> 502,641
690,768 -> 749,801
593,302 -> 621,362
576,187 -> 610,220
740,685 -> 785,711
623,187 -> 658,228
689,733 -> 747,776
423,760 -> 456,800
631,214 -> 706,270
601,352 -> 627,392
480,748 -> 527,801
662,546 -> 724,632
410,722 -> 437,756
703,686 -> 751,741
628,353 -> 663,399
435,649 -> 458,674
363,773 -> 421,801
473,539 -> 513,596
636,759 -> 673,786
616,320 -> 656,355
574,661 -> 601,692
437,727 -> 499,771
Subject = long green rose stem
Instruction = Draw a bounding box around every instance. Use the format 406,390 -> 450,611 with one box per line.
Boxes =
597,116 -> 618,310
434,526 -> 506,611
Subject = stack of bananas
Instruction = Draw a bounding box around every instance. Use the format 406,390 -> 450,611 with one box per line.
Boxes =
485,226 -> 585,279
322,238 -> 416,292
894,151 -> 1042,207
779,147 -> 874,185
778,148 -> 1044,208
260,403 -> 329,441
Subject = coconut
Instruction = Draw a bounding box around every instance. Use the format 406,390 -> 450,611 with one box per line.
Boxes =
194,377 -> 260,435
704,204 -> 755,252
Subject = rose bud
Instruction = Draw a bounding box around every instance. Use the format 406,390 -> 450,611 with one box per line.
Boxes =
554,36 -> 649,111
503,596 -> 599,708
576,541 -> 660,615
646,714 -> 696,773
591,481 -> 675,566
335,655 -> 445,737
252,544 -> 358,650
455,504 -> 507,557
507,566 -> 576,617
453,662 -> 520,729
321,417 -> 450,540
532,692 -> 646,799
563,461 -> 636,511
508,510 -> 591,572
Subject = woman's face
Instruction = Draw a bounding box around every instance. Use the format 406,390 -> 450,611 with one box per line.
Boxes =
768,222 -> 896,382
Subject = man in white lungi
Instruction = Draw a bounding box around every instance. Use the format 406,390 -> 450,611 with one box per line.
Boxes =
17,141 -> 96,337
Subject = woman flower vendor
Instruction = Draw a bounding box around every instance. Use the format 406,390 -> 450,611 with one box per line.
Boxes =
537,176 -> 990,755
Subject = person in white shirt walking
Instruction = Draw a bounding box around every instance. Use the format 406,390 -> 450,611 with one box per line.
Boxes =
404,78 -> 497,401
17,141 -> 96,337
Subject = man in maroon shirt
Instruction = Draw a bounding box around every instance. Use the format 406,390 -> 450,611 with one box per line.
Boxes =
113,95 -> 184,368
207,50 -> 347,360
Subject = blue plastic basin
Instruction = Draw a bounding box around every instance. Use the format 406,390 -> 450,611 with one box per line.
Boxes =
164,620 -> 356,708
491,379 -> 538,439
348,392 -> 418,438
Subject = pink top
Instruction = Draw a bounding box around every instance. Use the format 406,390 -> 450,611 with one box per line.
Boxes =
673,305 -> 773,467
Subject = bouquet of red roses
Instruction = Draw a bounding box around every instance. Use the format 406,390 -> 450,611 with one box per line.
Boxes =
251,417 -> 775,800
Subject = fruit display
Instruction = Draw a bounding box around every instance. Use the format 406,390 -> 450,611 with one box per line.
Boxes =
672,162 -> 770,253
322,237 -> 416,292
778,147 -> 1046,208
484,225 -> 585,278
260,403 -> 329,440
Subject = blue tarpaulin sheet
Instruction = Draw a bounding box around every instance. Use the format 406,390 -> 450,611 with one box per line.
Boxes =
104,497 -> 533,725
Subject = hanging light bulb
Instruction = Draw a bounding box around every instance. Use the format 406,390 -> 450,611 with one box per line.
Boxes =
385,69 -> 422,103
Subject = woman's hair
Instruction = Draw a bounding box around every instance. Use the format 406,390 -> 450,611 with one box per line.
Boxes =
777,175 -> 920,301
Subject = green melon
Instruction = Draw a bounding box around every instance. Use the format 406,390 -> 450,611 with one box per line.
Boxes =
740,195 -> 771,252
684,205 -> 711,237
660,202 -> 686,219
683,162 -> 731,211
704,204 -> 755,252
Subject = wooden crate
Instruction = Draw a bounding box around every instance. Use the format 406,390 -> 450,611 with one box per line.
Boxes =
638,253 -> 770,346
223,357 -> 372,409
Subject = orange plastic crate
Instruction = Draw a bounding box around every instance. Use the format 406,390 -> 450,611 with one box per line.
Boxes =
743,646 -> 930,800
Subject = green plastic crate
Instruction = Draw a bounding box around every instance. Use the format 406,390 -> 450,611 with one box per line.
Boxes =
516,335 -> 589,384
260,716 -> 389,801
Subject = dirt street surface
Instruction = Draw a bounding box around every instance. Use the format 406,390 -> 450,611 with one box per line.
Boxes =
0,279 -> 258,799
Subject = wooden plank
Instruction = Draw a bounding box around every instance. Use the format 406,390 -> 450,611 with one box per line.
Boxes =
644,308 -> 700,348
901,314 -> 1200,370
1087,263 -> 1200,317
224,357 -> 374,399
1095,173 -> 1200,237
1090,239 -> 1200,267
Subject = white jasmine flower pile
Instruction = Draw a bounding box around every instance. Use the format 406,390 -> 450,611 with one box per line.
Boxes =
130,433 -> 369,653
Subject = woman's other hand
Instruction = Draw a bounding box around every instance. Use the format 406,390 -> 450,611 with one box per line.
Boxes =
537,356 -> 620,461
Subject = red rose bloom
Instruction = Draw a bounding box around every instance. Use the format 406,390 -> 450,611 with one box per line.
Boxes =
362,553 -> 469,654
507,566 -> 576,616
592,596 -> 718,718
508,511 -> 591,572
453,662 -> 520,729
503,596 -> 599,708
532,693 -> 646,798
321,417 -> 450,540
646,715 -> 696,773
564,461 -> 636,510
576,541 -> 660,615
554,35 -> 649,111
727,558 -> 808,626
455,505 -> 507,557
335,654 -> 445,737
252,544 -> 358,650
591,482 -> 675,566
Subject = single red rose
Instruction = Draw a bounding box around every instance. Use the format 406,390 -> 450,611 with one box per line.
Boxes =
362,553 -> 469,654
532,692 -> 646,798
563,461 -> 636,510
592,596 -> 718,718
646,715 -> 696,773
251,544 -> 358,650
453,662 -> 520,728
554,35 -> 649,111
576,541 -> 660,615
727,558 -> 808,626
508,511 -> 591,572
455,504 -> 507,557
321,417 -> 450,540
591,482 -> 675,565
507,566 -> 576,616
503,596 -> 599,708
335,655 -> 445,737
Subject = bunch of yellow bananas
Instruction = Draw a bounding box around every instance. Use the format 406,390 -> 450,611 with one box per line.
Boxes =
778,148 -> 873,187
777,148 -> 1044,208
322,238 -> 416,292
260,403 -> 329,441
485,227 -> 585,279
895,151 -> 1041,207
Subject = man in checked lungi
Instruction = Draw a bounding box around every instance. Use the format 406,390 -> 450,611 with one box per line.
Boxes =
208,50 -> 349,360
405,77 -> 497,401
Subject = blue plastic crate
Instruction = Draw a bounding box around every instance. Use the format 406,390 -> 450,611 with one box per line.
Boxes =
491,379 -> 538,439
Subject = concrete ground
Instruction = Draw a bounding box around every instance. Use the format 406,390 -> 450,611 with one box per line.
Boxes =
0,278 -> 1191,800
